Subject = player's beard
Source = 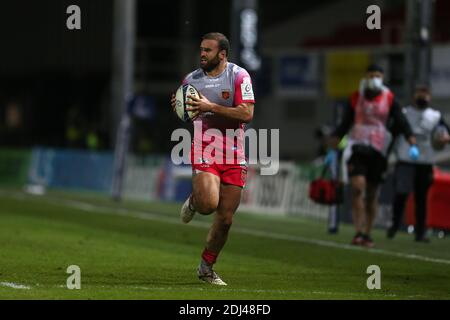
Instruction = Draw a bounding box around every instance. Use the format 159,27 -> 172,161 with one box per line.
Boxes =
201,53 -> 221,73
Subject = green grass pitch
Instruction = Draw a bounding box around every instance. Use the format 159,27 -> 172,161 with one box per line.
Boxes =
0,188 -> 449,299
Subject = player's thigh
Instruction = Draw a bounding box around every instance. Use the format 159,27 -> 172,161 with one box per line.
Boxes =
216,184 -> 243,224
192,171 -> 220,212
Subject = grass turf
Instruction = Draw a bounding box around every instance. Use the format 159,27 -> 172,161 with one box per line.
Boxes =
0,188 -> 449,299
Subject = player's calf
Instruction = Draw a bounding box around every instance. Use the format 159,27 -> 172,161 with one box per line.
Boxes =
206,212 -> 234,252
215,214 -> 233,231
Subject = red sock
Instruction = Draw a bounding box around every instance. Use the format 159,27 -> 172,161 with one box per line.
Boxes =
201,248 -> 218,265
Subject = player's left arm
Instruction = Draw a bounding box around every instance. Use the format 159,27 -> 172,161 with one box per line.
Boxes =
186,96 -> 254,123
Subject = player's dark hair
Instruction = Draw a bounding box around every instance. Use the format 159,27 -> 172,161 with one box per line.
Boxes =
367,63 -> 384,73
202,32 -> 230,57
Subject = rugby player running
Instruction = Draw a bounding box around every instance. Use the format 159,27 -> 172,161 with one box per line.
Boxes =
170,32 -> 255,285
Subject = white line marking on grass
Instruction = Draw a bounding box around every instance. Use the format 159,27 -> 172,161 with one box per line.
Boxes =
131,285 -> 395,297
64,198 -> 450,266
230,227 -> 450,265
0,282 -> 31,290
49,284 -> 424,298
3,190 -> 450,266
130,286 -> 434,298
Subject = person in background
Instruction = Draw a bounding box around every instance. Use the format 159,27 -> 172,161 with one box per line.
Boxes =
327,64 -> 418,248
66,106 -> 84,149
388,85 -> 450,242
314,125 -> 332,159
86,124 -> 100,150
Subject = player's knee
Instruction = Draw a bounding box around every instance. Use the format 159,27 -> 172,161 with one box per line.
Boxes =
198,207 -> 216,215
196,200 -> 218,215
192,191 -> 218,215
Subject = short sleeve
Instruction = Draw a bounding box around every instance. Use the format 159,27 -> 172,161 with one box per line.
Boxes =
234,69 -> 255,106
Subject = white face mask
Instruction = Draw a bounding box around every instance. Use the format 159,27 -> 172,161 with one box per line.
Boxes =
365,77 -> 383,90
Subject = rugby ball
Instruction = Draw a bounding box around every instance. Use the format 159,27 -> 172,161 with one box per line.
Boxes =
431,125 -> 449,151
174,84 -> 200,122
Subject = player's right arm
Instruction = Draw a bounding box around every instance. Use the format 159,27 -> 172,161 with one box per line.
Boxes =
187,93 -> 254,123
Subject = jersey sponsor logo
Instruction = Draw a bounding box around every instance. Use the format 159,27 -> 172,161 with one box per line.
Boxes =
241,77 -> 254,101
222,90 -> 230,100
205,83 -> 221,88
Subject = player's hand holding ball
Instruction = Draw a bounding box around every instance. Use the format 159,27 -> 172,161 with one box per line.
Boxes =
170,93 -> 177,113
173,84 -> 201,122
186,93 -> 214,119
